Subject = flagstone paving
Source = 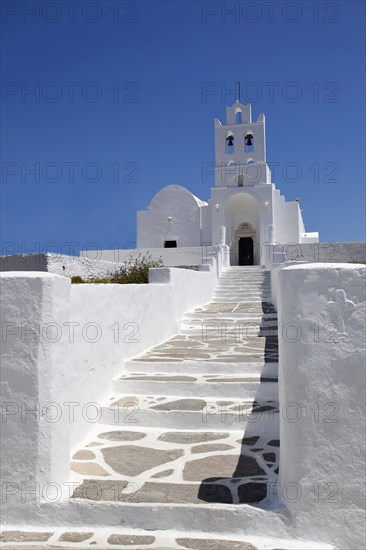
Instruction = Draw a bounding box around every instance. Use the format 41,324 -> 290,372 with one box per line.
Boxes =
1,269 -> 336,549
0,528 -> 336,549
70,267 -> 280,507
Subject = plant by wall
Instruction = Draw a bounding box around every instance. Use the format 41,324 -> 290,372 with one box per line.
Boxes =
71,253 -> 164,284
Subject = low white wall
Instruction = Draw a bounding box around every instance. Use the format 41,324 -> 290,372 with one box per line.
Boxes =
87,246 -> 217,267
1,273 -> 71,493
0,248 -> 223,279
0,263 -> 217,490
67,263 -> 217,448
277,263 -> 366,549
0,253 -> 123,280
272,242 -> 366,264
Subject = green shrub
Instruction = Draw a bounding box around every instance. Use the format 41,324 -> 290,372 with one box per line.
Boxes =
108,252 -> 163,284
70,253 -> 164,284
71,275 -> 85,284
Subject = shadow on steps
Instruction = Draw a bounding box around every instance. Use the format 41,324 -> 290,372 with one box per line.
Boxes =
198,301 -> 280,506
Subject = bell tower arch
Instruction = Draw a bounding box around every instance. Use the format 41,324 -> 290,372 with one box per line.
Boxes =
214,100 -> 270,187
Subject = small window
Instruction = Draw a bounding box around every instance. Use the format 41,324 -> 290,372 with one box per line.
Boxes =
237,174 -> 244,187
164,240 -> 177,248
235,110 -> 242,124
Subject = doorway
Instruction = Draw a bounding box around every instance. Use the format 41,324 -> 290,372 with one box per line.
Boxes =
239,237 -> 254,265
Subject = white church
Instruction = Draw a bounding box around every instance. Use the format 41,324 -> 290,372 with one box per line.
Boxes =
1,101 -> 364,550
137,101 -> 319,266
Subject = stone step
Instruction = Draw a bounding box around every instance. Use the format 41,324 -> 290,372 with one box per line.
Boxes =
128,333 -> 279,364
215,291 -> 271,295
184,312 -> 277,321
217,283 -> 270,286
184,310 -> 277,318
192,304 -> 277,315
222,270 -> 267,274
214,288 -> 271,293
124,360 -> 279,377
179,329 -> 278,339
219,277 -> 269,282
181,317 -> 278,327
0,527 -> 336,550
213,291 -> 270,295
223,266 -> 266,270
211,298 -> 274,303
210,301 -> 270,305
217,286 -> 269,290
70,424 -> 280,506
219,274 -> 269,278
61,269 -> 292,544
221,269 -> 268,274
214,292 -> 271,297
219,274 -> 268,277
216,286 -> 269,291
220,272 -> 268,275
218,283 -> 269,286
99,394 -> 280,430
113,373 -> 278,399
180,323 -> 278,333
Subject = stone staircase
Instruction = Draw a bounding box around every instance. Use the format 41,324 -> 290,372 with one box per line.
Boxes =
1,268 -> 335,549
71,267 -> 280,507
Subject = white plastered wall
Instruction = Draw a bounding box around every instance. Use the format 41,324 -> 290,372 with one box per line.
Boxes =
137,185 -> 207,248
0,264 -> 218,507
276,263 -> 366,549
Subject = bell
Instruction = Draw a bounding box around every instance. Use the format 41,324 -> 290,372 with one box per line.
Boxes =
245,134 -> 253,146
226,135 -> 234,147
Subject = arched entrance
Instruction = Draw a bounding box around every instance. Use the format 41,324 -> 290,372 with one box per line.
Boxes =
232,222 -> 257,265
223,192 -> 260,265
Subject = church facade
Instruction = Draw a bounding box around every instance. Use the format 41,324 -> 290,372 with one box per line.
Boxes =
137,102 -> 318,266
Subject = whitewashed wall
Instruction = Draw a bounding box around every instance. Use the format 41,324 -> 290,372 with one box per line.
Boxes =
137,185 -> 207,248
67,263 -> 218,448
1,273 -> 71,493
272,191 -> 302,244
93,246 -> 209,266
0,253 -> 123,279
0,249 -> 215,277
276,263 -> 366,549
272,242 -> 366,264
0,263 -> 218,485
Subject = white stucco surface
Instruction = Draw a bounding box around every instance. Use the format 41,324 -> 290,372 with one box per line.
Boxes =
277,263 -> 366,549
1,273 -> 71,490
137,185 -> 207,248
0,265 -> 217,481
94,246 -> 212,266
66,263 -> 217,448
0,253 -> 123,280
272,242 -> 366,264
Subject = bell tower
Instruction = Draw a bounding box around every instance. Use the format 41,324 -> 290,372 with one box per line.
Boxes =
214,101 -> 271,187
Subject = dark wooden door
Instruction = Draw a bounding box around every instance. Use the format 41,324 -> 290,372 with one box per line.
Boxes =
239,237 -> 254,265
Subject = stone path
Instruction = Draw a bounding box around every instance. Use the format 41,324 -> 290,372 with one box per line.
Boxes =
0,527 -> 335,549
70,267 -> 280,506
1,267 -> 335,549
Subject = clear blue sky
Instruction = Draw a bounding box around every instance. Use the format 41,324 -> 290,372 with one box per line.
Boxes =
1,0 -> 365,255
